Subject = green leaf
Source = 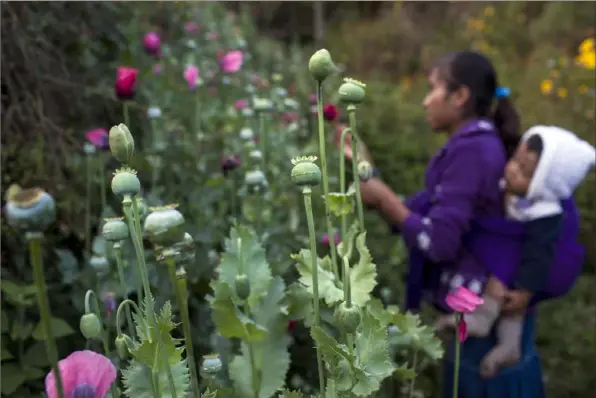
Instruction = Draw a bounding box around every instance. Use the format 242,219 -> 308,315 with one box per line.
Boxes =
284,283 -> 314,325
23,365 -> 45,381
352,308 -> 395,396
292,250 -> 343,306
1,347 -> 13,361
348,232 -> 377,307
201,389 -> 218,398
22,342 -> 50,367
217,225 -> 272,308
130,301 -> 184,368
393,363 -> 417,381
32,317 -> 75,340
1,280 -> 37,306
229,277 -> 291,398
209,281 -> 268,342
122,358 -> 190,398
326,193 -> 355,217
336,221 -> 359,259
11,321 -> 33,341
1,363 -> 26,395
279,390 -> 305,398
1,310 -> 9,332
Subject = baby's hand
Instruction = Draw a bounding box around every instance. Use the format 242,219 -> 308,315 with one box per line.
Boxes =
502,289 -> 532,314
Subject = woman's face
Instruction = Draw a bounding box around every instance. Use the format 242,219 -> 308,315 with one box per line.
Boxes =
423,68 -> 465,132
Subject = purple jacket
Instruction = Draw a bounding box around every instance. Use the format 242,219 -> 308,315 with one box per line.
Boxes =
400,120 -> 584,312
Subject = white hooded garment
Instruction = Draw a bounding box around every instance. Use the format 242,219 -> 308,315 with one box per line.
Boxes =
506,125 -> 596,221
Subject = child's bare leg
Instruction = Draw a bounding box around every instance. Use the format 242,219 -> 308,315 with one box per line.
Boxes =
480,310 -> 525,378
461,277 -> 507,337
435,277 -> 506,335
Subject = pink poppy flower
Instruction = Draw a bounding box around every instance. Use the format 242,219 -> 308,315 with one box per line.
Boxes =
184,22 -> 198,33
115,67 -> 139,100
208,32 -> 218,41
234,99 -> 248,110
45,350 -> 117,398
184,65 -> 199,90
320,232 -> 340,246
321,104 -> 339,122
85,128 -> 109,149
142,32 -> 161,55
282,112 -> 299,122
220,50 -> 244,73
445,286 -> 484,313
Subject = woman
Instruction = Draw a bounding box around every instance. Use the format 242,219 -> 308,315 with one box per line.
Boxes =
341,51 -> 546,397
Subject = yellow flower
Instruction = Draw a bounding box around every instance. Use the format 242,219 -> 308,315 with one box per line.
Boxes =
484,6 -> 495,17
557,88 -> 568,99
579,85 -> 589,94
575,50 -> 595,70
579,38 -> 595,54
540,79 -> 553,94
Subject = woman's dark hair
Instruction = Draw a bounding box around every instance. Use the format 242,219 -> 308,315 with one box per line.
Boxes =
525,134 -> 543,157
433,51 -> 521,158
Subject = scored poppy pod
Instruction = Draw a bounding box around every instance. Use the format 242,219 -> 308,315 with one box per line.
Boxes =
115,67 -> 139,100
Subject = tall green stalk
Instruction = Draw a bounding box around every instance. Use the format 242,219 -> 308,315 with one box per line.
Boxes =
258,113 -> 267,171
338,127 -> 351,240
453,313 -> 462,398
113,242 -> 135,337
302,186 -> 325,393
28,232 -> 65,398
347,106 -> 365,231
84,290 -> 119,397
166,261 -> 201,398
316,82 -> 339,279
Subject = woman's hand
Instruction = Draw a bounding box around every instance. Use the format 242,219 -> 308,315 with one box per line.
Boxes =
334,124 -> 373,163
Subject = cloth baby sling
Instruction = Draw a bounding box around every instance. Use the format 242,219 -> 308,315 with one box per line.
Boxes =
404,190 -> 585,311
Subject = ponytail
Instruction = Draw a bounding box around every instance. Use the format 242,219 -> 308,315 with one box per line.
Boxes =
492,96 -> 521,159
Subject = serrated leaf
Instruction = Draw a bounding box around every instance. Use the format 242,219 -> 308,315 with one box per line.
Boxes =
348,232 -> 377,307
229,277 -> 291,398
393,363 -> 417,381
32,317 -> 75,340
336,221 -> 359,259
217,225 -> 272,307
351,308 -> 395,396
292,250 -> 343,306
326,193 -> 354,217
210,282 -> 268,342
122,359 -> 190,398
279,390 -> 305,398
284,283 -> 313,325
201,389 -> 218,398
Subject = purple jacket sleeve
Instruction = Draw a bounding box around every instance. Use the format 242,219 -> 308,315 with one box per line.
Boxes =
401,141 -> 489,263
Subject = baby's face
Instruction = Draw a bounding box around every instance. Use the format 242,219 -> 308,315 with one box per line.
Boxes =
504,142 -> 539,196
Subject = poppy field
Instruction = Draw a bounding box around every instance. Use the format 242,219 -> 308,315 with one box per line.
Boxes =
1,2 -> 594,398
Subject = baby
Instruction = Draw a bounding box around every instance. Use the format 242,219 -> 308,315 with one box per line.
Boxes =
436,125 -> 596,378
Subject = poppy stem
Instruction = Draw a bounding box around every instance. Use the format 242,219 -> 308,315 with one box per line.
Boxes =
113,242 -> 135,337
339,127 -> 351,241
123,101 -> 131,131
453,313 -> 462,398
316,81 -> 339,280
347,106 -> 365,232
27,232 -> 65,398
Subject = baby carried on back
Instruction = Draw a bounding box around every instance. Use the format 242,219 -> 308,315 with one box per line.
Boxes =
408,125 -> 595,377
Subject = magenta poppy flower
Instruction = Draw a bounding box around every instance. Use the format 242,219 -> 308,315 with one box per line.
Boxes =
234,99 -> 248,110
220,50 -> 244,73
184,22 -> 198,33
45,350 -> 117,398
445,286 -> 484,313
320,232 -> 340,246
115,67 -> 139,100
221,155 -> 241,176
102,292 -> 116,318
184,65 -> 199,90
445,286 -> 484,343
322,104 -> 339,122
142,32 -> 161,55
85,128 -> 109,149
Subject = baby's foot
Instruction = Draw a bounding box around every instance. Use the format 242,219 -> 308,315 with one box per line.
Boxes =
462,296 -> 501,337
434,314 -> 457,332
479,343 -> 521,379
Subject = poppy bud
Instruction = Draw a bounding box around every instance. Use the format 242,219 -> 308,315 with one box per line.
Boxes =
115,67 -> 139,100
109,123 -> 135,164
80,313 -> 103,340
308,49 -> 337,82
